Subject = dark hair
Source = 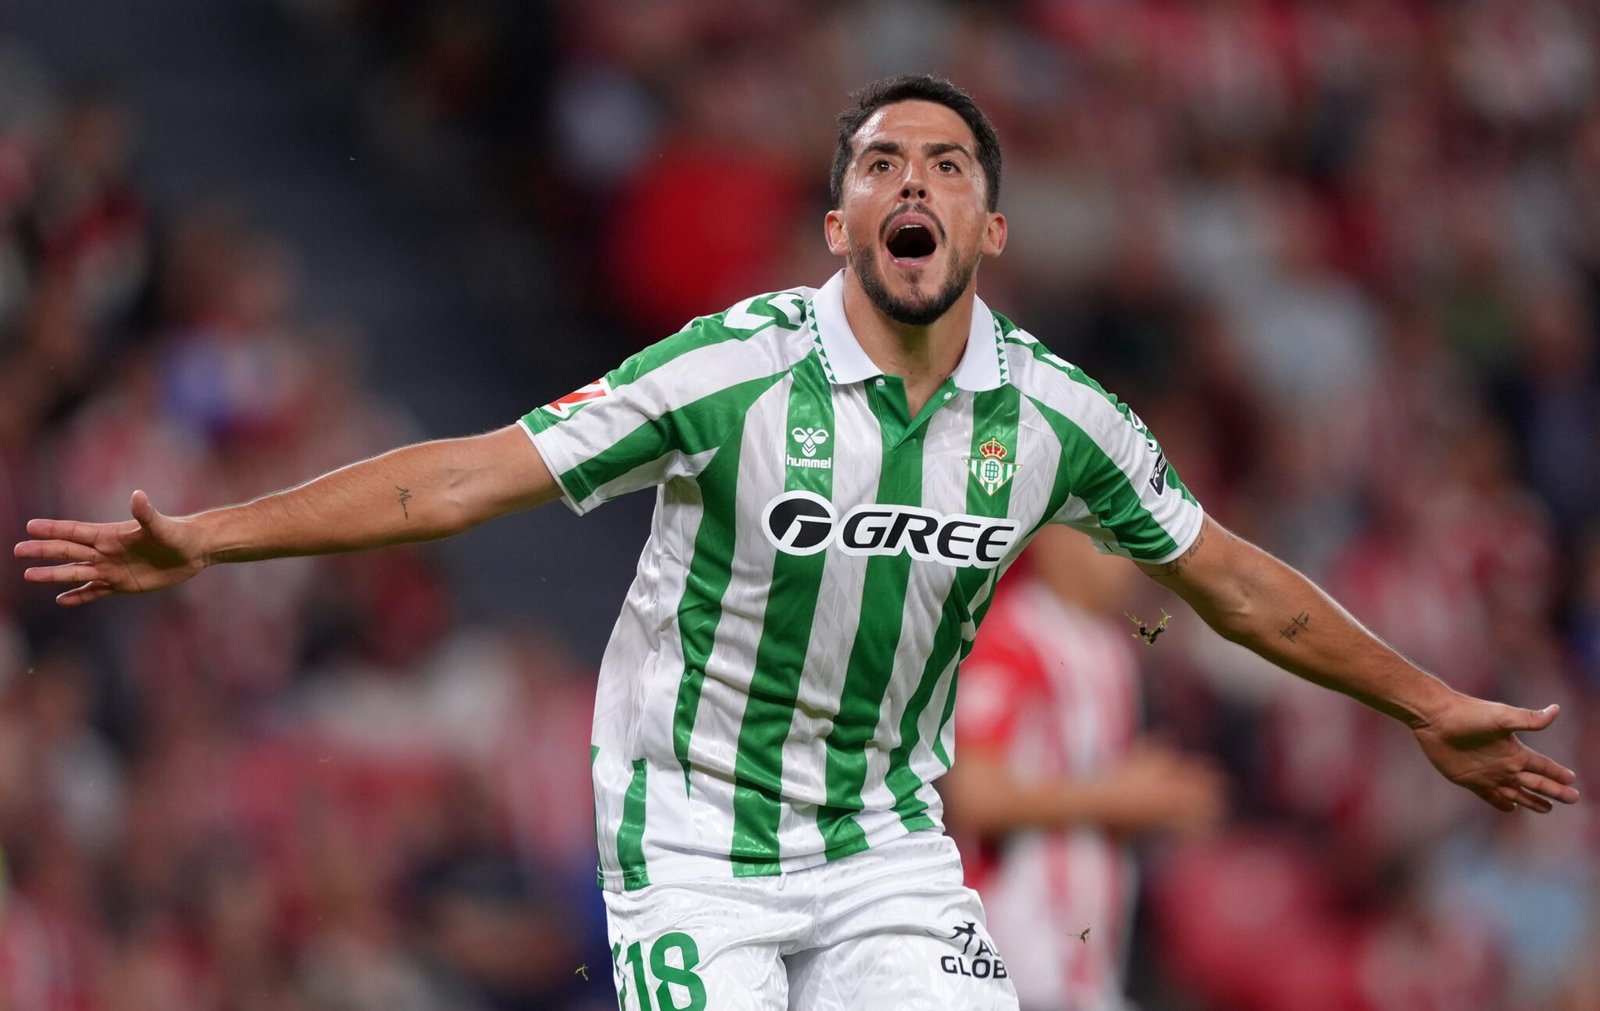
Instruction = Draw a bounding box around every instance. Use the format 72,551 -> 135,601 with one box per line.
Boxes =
830,74 -> 1002,212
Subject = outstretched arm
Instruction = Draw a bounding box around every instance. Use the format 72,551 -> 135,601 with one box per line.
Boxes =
1139,517 -> 1579,813
942,742 -> 1226,840
16,424 -> 560,606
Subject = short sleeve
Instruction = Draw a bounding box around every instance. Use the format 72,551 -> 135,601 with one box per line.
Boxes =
520,293 -> 810,514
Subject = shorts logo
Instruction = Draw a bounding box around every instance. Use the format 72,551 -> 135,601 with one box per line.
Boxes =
541,377 -> 612,419
941,921 -> 1008,980
788,426 -> 832,470
761,492 -> 1020,568
967,437 -> 1020,496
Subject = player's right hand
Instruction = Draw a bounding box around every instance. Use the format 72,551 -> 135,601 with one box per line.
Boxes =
14,490 -> 206,606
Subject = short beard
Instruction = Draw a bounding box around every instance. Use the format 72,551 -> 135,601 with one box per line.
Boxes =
852,245 -> 976,327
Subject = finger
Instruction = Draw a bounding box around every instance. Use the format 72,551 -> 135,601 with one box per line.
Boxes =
57,581 -> 114,607
1517,770 -> 1580,805
1500,703 -> 1560,733
24,563 -> 102,585
25,517 -> 105,544
13,540 -> 99,563
1522,751 -> 1578,787
130,489 -> 159,529
1482,786 -> 1518,813
1516,790 -> 1553,814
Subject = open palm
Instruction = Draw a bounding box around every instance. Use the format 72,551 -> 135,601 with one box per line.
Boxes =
14,490 -> 205,606
1412,695 -> 1579,813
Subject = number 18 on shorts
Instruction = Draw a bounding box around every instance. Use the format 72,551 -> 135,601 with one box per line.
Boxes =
603,833 -> 1020,1010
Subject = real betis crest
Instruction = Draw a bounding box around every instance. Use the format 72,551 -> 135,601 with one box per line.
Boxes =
968,436 -> 1020,496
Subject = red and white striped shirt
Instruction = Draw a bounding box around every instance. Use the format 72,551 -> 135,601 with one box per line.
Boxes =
956,577 -> 1141,1011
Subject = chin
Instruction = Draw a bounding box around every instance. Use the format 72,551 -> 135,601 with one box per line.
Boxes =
852,245 -> 972,326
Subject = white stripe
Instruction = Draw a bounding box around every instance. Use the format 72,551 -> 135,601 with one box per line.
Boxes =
1013,397 -> 1065,530
681,378 -> 795,855
591,478 -> 708,884
774,383 -> 881,860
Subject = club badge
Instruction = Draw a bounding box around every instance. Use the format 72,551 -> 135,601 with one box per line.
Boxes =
967,437 -> 1020,496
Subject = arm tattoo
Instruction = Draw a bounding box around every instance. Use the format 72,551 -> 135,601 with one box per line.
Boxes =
396,486 -> 413,520
1279,611 -> 1311,642
1158,527 -> 1207,577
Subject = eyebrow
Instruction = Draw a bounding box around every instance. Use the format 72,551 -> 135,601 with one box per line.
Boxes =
859,140 -> 975,164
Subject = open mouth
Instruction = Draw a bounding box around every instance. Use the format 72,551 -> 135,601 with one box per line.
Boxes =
886,223 -> 938,262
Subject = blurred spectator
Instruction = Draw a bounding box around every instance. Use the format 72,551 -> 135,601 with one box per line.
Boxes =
943,527 -> 1226,1010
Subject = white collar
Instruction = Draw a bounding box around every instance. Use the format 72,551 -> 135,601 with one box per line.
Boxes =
810,270 -> 1004,391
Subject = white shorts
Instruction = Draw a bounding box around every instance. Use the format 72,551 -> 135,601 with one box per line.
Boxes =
603,831 -> 1020,1011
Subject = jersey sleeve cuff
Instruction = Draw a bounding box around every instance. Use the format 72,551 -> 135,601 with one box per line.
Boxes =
517,418 -> 588,517
1136,504 -> 1205,566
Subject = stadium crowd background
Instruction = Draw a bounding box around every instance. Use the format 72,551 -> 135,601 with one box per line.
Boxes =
1,1 -> 1599,1008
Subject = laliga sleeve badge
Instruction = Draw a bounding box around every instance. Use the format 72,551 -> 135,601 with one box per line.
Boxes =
542,377 -> 612,419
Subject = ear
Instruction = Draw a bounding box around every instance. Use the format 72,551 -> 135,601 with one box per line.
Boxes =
981,212 -> 1007,258
825,209 -> 850,257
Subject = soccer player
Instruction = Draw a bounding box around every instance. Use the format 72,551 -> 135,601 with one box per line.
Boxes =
944,525 -> 1226,1011
14,75 -> 1579,1011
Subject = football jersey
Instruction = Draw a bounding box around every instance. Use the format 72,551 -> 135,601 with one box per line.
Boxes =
520,270 -> 1202,891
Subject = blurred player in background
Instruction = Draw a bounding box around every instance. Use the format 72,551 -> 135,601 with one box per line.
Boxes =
15,75 -> 1579,1011
945,525 -> 1225,1011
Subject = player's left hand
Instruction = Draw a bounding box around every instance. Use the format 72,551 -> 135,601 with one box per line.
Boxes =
1410,693 -> 1579,813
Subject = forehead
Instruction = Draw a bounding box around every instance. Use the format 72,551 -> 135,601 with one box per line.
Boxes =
852,100 -> 975,154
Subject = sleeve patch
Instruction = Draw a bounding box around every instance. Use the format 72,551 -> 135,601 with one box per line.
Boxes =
541,377 -> 613,419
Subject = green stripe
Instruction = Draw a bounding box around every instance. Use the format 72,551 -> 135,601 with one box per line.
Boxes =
525,291 -> 807,441
817,381 -> 922,860
729,357 -> 835,875
618,758 -> 650,890
591,745 -> 604,887
557,373 -> 785,506
1006,332 -> 1196,508
1028,395 -> 1184,560
671,412 -> 753,791
669,377 -> 796,803
628,290 -> 804,376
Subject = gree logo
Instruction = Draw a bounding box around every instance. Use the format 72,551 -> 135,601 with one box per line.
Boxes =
760,491 -> 1020,568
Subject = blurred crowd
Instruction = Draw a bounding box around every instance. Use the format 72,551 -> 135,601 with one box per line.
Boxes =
3,0 -> 1600,1008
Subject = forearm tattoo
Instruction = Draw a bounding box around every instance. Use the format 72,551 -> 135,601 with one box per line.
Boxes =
1158,527 -> 1207,577
1279,611 -> 1311,643
396,485 -> 413,520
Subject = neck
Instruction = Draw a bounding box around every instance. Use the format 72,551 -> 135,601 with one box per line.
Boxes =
839,271 -> 975,393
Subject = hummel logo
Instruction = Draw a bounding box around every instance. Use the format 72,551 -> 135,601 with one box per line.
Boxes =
791,426 -> 829,458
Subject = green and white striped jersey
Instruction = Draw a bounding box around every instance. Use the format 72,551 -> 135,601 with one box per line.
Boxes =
520,271 -> 1203,891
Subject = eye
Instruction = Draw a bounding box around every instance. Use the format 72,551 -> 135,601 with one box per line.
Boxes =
869,158 -> 893,173
937,160 -> 960,174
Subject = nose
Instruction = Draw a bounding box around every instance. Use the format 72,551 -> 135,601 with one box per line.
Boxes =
900,163 -> 927,201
